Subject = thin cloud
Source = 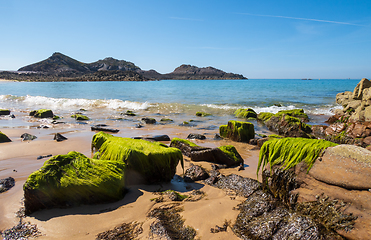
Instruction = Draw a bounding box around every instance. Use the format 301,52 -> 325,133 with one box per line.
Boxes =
235,13 -> 367,27
169,17 -> 204,22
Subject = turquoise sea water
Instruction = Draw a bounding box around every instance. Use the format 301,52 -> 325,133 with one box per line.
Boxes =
0,79 -> 360,128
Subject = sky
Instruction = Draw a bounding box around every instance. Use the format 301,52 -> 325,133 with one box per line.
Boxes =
0,0 -> 370,79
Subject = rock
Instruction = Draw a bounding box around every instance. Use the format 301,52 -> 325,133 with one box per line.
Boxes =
0,132 -> 11,143
184,164 -> 209,182
311,125 -> 328,138
265,114 -> 312,138
365,106 -> 371,121
122,110 -> 136,116
346,122 -> 371,138
309,145 -> 371,190
21,133 -> 37,141
135,124 -> 143,128
141,117 -> 156,124
71,114 -> 89,120
53,133 -> 67,142
195,111 -> 211,117
187,133 -> 206,140
257,112 -> 274,122
257,137 -> 268,148
36,154 -> 52,160
352,78 -> 371,100
344,100 -> 362,112
325,122 -> 346,136
23,151 -> 126,214
219,120 -> 255,142
160,118 -> 173,122
30,109 -> 54,118
134,135 -> 171,141
234,108 -> 257,119
91,125 -> 119,133
336,91 -> 353,106
190,146 -> 243,167
0,177 -> 15,193
0,109 -> 10,115
92,132 -> 182,182
169,138 -> 209,157
363,136 -> 371,145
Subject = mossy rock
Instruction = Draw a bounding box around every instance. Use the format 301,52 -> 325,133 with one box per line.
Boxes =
93,132 -> 183,182
234,108 -> 257,119
71,114 -> 90,121
275,109 -> 309,121
0,132 -> 11,143
53,115 -> 60,120
258,137 -> 338,175
23,151 -> 126,214
257,112 -> 274,122
124,110 -> 136,116
196,111 -> 211,117
218,145 -> 243,163
0,109 -> 10,115
30,109 -> 54,118
171,138 -> 200,147
219,120 -> 255,142
160,118 -> 173,122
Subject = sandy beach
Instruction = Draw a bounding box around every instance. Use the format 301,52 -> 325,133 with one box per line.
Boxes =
0,122 -> 262,239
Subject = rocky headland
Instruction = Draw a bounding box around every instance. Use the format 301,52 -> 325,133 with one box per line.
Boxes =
0,52 -> 247,81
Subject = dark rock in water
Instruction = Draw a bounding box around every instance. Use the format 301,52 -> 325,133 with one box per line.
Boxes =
135,124 -> 143,128
197,125 -> 218,130
0,131 -> 11,143
36,154 -> 52,160
214,134 -> 222,140
30,109 -> 54,118
249,138 -> 258,145
132,135 -> 170,141
184,164 -> 209,182
141,117 -> 156,124
21,133 -> 37,141
37,124 -> 49,128
95,124 -> 108,127
187,133 -> 206,140
0,109 -> 10,115
53,133 -> 67,142
0,177 -> 15,193
91,125 -> 119,133
10,114 -> 15,118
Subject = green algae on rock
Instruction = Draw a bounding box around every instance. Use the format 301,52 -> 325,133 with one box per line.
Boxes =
29,109 -> 54,118
258,137 -> 338,175
219,120 -> 255,142
195,111 -> 211,117
218,145 -> 243,163
0,132 -> 11,143
23,151 -> 126,214
71,114 -> 90,120
234,108 -> 257,119
0,109 -> 10,115
93,132 -> 183,182
257,112 -> 274,122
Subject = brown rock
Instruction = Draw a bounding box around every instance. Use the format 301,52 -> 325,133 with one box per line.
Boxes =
309,145 -> 371,190
336,91 -> 353,106
311,125 -> 328,138
325,122 -> 346,136
325,115 -> 341,124
352,78 -> 371,100
365,106 -> 371,122
346,123 -> 371,138
363,136 -> 371,146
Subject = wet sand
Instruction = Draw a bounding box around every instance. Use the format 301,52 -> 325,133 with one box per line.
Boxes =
0,123 -> 261,239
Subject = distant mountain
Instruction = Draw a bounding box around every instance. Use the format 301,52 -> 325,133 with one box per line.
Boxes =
4,52 -> 247,81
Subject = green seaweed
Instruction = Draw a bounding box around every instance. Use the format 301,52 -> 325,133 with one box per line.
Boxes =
160,118 -> 173,122
219,120 -> 255,142
24,151 -> 126,207
257,137 -> 338,175
196,111 -> 211,117
71,114 -> 89,120
0,132 -> 11,143
92,131 -> 115,150
257,112 -> 274,122
218,145 -> 243,163
94,133 -> 183,182
275,109 -> 309,121
234,108 -> 257,119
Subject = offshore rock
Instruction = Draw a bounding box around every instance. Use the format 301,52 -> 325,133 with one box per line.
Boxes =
29,109 -> 54,118
0,131 -> 11,143
0,109 -> 10,115
219,120 -> 255,142
21,133 -> 37,141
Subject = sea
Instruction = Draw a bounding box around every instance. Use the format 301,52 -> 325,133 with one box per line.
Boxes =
0,79 -> 360,130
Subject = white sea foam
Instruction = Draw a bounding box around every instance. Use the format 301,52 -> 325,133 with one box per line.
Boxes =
3,95 -> 152,111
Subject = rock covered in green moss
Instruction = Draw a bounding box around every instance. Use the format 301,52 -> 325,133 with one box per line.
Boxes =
258,137 -> 338,175
93,132 -> 183,182
219,120 -> 255,142
257,112 -> 274,122
196,111 -> 211,117
234,108 -> 257,119
0,132 -> 11,143
170,138 -> 208,157
0,109 -> 10,115
23,151 -> 126,214
71,114 -> 89,120
29,109 -> 54,118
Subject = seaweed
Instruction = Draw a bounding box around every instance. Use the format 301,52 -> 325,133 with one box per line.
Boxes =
257,137 -> 338,175
94,133 -> 183,182
234,108 -> 257,119
96,221 -> 143,240
257,112 -> 274,122
171,137 -> 200,147
148,203 -> 197,240
195,111 -> 211,117
218,145 -> 243,163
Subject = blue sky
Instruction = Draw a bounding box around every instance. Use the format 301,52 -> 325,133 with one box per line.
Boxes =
0,0 -> 370,79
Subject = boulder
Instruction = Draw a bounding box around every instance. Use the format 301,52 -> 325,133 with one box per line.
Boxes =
93,132 -> 182,182
0,177 -> 15,193
71,114 -> 89,121
23,151 -> 126,214
21,133 -> 37,141
265,114 -> 312,138
54,133 -> 67,142
141,117 -> 156,124
0,132 -> 11,143
352,78 -> 371,100
187,133 -> 206,140
30,109 -> 54,118
169,138 -> 209,157
184,164 -> 209,182
0,109 -> 10,115
195,111 -> 211,117
336,91 -> 353,106
234,108 -> 257,119
219,120 -> 255,142
91,125 -> 119,133
365,106 -> 371,121
309,145 -> 371,190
